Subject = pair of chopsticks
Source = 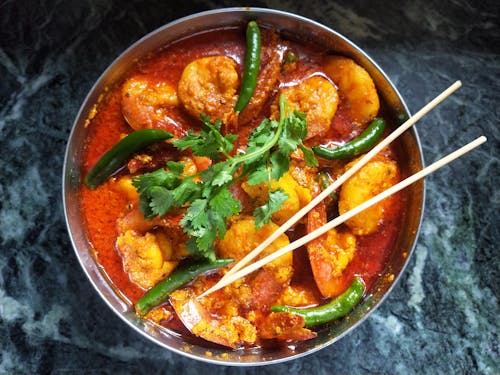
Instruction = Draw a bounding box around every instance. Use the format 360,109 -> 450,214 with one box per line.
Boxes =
198,80 -> 486,299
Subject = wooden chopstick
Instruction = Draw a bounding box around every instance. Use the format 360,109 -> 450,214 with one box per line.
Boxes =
198,135 -> 487,298
214,80 -> 462,288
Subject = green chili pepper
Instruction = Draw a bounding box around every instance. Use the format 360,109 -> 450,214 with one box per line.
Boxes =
283,51 -> 297,64
312,118 -> 386,160
317,171 -> 338,201
270,276 -> 365,327
234,21 -> 261,112
135,258 -> 233,317
84,129 -> 173,189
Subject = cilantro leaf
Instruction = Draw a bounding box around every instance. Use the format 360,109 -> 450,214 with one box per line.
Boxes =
208,210 -> 227,243
133,163 -> 185,218
181,198 -> 217,261
185,237 -> 205,259
171,131 -> 202,151
209,188 -> 241,220
208,161 -> 235,187
299,143 -> 319,167
246,164 -> 270,186
181,199 -> 208,231
134,95 -> 316,261
138,193 -> 155,219
166,160 -> 185,175
172,115 -> 237,161
147,186 -> 175,217
276,108 -> 318,168
133,169 -> 173,193
269,150 -> 290,181
212,169 -> 233,186
172,178 -> 199,204
242,118 -> 276,168
278,112 -> 306,155
180,187 -> 241,260
209,189 -> 240,239
254,189 -> 289,229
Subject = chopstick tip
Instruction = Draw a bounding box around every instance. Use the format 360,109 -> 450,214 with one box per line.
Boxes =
196,288 -> 212,300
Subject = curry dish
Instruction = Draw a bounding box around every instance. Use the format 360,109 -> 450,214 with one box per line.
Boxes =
80,22 -> 405,349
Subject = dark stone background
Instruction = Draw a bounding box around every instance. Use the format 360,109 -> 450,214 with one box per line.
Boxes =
1,0 -> 498,373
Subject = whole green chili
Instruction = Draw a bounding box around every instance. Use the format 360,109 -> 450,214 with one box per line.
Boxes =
135,258 -> 233,317
270,276 -> 365,327
234,21 -> 261,112
312,118 -> 386,160
84,129 -> 173,189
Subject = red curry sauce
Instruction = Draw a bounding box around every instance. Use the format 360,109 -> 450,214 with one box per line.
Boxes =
80,26 -> 404,343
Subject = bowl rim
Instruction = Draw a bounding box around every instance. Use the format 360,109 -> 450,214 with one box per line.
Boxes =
62,6 -> 425,366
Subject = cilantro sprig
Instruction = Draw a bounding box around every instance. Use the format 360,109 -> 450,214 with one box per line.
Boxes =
133,94 -> 318,261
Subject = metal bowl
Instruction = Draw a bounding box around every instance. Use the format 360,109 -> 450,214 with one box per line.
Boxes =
63,7 -> 424,365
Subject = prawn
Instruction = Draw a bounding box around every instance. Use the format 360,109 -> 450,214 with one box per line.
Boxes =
169,266 -> 315,347
272,75 -> 339,139
121,75 -> 187,137
306,200 -> 357,298
324,56 -> 380,127
170,288 -> 257,349
257,312 -> 316,341
177,56 -> 239,125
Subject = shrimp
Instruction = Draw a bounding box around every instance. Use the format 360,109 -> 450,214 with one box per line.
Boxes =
121,75 -> 187,137
116,208 -> 189,258
169,259 -> 314,346
177,56 -> 239,125
272,75 -> 339,139
324,56 -> 380,127
257,312 -> 316,341
169,270 -> 258,348
338,155 -> 399,235
169,216 -> 315,347
306,200 -> 357,298
116,230 -> 178,289
170,288 -> 257,349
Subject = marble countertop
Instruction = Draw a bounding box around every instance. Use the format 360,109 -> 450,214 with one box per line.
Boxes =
1,0 -> 498,373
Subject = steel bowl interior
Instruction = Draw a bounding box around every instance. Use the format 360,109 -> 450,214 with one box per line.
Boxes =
63,7 -> 424,366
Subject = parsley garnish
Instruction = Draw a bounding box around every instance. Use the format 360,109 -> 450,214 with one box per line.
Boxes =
133,94 -> 318,261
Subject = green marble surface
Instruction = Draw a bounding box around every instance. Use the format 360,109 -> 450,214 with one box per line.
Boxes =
1,0 -> 498,373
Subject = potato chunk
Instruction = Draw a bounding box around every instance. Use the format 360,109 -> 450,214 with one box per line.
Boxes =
116,230 -> 178,289
217,216 -> 292,283
338,156 -> 399,235
242,172 -> 311,225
